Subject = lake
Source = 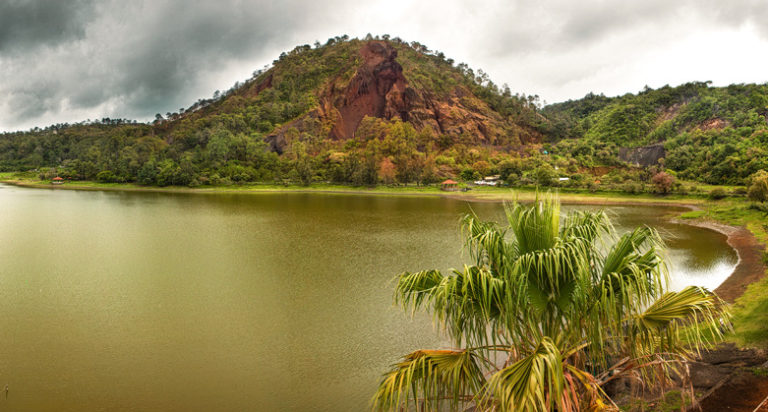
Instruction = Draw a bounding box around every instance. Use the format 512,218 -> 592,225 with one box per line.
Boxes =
0,185 -> 737,411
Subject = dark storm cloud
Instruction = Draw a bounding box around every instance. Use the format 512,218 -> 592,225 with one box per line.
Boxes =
1,0 -> 768,131
0,0 -> 353,129
0,0 -> 97,52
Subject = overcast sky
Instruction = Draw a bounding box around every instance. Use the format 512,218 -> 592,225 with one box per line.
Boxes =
1,0 -> 767,131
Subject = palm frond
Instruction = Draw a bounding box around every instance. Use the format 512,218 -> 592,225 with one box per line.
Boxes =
395,266 -> 506,346
462,213 -> 511,275
632,286 -> 730,355
481,337 -> 566,412
373,349 -> 487,412
505,194 -> 560,255
598,227 -> 667,304
560,209 -> 613,246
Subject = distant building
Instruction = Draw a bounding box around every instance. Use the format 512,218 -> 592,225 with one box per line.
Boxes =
52,176 -> 64,185
441,179 -> 459,191
474,175 -> 502,186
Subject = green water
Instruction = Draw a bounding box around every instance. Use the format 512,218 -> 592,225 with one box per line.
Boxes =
0,185 -> 736,411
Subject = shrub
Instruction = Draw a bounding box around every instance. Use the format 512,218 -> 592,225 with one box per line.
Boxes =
748,203 -> 768,214
534,164 -> 557,186
96,170 -> 116,183
460,167 -> 478,181
708,188 -> 728,200
747,170 -> 768,202
651,172 -> 676,194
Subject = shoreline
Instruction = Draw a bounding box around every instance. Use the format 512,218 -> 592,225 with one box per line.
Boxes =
674,219 -> 767,303
0,178 -> 706,208
3,179 -> 764,303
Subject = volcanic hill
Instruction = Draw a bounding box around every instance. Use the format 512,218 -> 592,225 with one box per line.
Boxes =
160,37 -> 546,154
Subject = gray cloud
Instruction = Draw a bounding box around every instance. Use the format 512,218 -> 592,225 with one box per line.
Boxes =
1,0 -> 767,131
0,0 -> 97,53
0,0 -> 356,129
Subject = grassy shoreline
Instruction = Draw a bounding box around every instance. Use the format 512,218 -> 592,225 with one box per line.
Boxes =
0,173 -> 708,207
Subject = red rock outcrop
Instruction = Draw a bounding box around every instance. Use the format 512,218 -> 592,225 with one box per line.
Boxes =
328,42 -> 408,139
267,41 -> 541,153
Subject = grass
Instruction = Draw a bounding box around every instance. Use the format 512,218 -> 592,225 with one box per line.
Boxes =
730,275 -> 768,347
0,173 -> 717,207
753,367 -> 768,377
619,390 -> 695,412
679,210 -> 706,219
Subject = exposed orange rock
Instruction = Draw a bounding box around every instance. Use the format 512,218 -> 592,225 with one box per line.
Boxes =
267,42 -> 541,153
697,117 -> 728,131
243,73 -> 273,99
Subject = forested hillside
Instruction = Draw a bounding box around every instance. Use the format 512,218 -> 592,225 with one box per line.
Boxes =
0,36 -> 547,186
545,82 -> 768,184
1,36 -> 767,188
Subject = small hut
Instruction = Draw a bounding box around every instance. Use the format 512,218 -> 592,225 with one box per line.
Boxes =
52,176 -> 64,185
441,179 -> 458,191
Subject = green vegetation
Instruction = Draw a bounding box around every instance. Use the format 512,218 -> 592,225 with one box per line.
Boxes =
748,169 -> 768,202
619,390 -> 694,412
732,276 -> 768,347
1,36 -> 765,195
545,82 -> 768,185
708,187 -> 728,200
669,196 -> 768,348
373,195 -> 727,411
679,210 -> 705,219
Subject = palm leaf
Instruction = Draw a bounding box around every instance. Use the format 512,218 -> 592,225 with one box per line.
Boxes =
481,337 -> 566,412
373,349 -> 487,411
395,266 -> 506,346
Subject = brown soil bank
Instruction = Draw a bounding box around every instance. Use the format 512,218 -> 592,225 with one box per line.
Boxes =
694,371 -> 768,412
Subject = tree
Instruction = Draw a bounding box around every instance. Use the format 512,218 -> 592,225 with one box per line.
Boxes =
651,171 -> 675,194
497,158 -> 522,183
534,163 -> 557,186
747,169 -> 768,202
373,194 -> 728,411
471,160 -> 491,177
378,158 -> 396,185
290,142 -> 313,186
460,167 -> 479,181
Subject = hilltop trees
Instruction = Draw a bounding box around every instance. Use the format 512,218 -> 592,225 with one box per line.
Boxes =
546,82 -> 768,185
373,195 -> 728,411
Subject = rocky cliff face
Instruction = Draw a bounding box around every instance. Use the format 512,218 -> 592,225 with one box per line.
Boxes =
266,41 -> 538,153
619,144 -> 665,167
321,41 -> 409,139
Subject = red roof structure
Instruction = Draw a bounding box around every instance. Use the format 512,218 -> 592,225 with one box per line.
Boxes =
441,179 -> 458,185
53,176 -> 63,181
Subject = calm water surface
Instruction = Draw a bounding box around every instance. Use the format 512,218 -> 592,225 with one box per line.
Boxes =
0,185 -> 736,411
